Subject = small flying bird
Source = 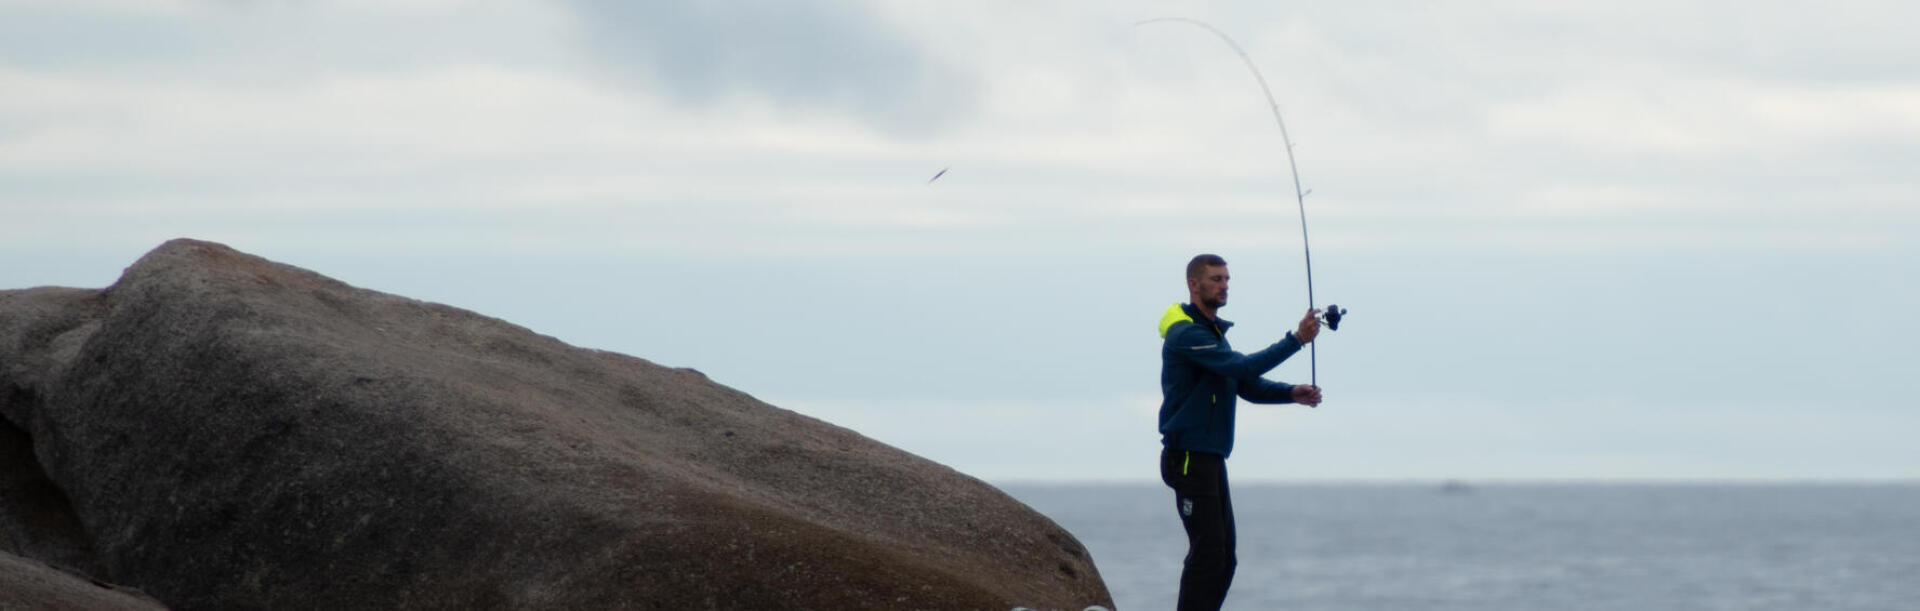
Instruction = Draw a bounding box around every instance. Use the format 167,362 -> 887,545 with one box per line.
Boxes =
927,167 -> 949,184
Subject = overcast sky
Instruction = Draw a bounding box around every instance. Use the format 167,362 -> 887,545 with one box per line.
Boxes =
4,0 -> 1916,483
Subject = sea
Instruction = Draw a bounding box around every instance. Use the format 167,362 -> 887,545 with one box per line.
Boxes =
998,483 -> 1920,611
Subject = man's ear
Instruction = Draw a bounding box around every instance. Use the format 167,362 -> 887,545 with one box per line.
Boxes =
1186,276 -> 1199,293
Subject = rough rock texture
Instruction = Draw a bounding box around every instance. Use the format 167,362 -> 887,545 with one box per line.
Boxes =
0,550 -> 166,610
0,239 -> 1111,610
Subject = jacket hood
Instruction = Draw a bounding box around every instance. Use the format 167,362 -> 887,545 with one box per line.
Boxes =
1160,302 -> 1234,338
1158,303 -> 1191,338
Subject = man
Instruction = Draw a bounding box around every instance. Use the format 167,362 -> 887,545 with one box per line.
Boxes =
1157,253 -> 1321,611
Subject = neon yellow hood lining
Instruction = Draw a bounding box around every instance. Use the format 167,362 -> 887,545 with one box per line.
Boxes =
1158,303 -> 1192,338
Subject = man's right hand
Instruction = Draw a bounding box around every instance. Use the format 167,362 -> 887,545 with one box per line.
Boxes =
1296,309 -> 1321,343
1291,384 -> 1323,407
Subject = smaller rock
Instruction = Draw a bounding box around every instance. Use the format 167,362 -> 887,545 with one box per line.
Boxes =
0,550 -> 168,610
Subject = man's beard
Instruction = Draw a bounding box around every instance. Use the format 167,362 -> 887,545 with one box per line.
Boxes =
1203,294 -> 1227,309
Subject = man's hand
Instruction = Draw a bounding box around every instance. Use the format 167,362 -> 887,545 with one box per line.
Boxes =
1291,384 -> 1323,407
1296,309 -> 1321,344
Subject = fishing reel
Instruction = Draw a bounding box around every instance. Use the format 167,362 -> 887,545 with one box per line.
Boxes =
1318,304 -> 1347,331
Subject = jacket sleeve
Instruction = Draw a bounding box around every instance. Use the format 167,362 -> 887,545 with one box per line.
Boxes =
1167,324 -> 1303,380
1238,377 -> 1298,404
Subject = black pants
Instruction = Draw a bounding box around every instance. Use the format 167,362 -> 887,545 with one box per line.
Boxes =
1161,448 -> 1235,611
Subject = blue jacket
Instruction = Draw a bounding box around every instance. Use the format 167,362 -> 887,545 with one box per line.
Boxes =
1158,302 -> 1303,458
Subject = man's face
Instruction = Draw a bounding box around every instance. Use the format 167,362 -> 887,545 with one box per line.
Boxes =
1190,265 -> 1229,309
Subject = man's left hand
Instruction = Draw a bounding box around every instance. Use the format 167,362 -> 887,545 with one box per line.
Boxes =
1291,384 -> 1322,407
1296,309 -> 1321,344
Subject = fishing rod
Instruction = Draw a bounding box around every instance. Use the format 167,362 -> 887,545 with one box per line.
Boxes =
1136,17 -> 1345,389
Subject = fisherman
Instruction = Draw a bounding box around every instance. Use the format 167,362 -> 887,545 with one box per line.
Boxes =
1157,253 -> 1321,611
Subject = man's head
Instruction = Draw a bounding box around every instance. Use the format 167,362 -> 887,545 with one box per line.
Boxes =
1186,253 -> 1229,310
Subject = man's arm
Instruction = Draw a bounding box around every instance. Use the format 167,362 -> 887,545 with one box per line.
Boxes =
1239,378 -> 1322,406
1169,323 -> 1302,380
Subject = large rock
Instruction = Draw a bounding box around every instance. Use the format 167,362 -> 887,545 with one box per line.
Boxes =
0,239 -> 1111,610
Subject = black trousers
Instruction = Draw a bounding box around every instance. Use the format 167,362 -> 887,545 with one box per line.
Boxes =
1161,448 -> 1235,611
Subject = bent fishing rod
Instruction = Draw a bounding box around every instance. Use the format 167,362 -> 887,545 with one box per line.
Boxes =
1137,17 -> 1346,389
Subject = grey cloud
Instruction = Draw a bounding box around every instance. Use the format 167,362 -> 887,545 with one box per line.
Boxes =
0,7 -> 207,68
0,4 -> 572,83
565,0 -> 976,136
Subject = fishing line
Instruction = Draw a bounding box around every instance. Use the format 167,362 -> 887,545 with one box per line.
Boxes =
1136,17 -> 1344,388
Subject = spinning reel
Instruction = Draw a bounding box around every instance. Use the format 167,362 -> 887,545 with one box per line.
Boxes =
1318,304 -> 1348,331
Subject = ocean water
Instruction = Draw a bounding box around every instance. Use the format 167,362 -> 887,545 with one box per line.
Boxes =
999,483 -> 1920,611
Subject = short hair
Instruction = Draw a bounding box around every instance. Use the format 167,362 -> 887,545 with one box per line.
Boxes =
1186,254 -> 1227,280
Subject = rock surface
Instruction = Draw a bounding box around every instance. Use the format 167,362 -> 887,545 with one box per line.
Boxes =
0,549 -> 165,611
0,550 -> 166,610
0,239 -> 1111,610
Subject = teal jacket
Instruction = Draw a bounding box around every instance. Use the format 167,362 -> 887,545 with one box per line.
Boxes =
1157,302 -> 1303,458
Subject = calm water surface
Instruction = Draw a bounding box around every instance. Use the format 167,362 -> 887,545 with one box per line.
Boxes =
1000,483 -> 1920,611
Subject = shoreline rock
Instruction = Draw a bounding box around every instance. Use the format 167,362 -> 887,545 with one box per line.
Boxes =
0,239 -> 1112,609
0,550 -> 166,610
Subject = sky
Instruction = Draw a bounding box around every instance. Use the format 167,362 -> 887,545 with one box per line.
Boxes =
3,0 -> 1916,483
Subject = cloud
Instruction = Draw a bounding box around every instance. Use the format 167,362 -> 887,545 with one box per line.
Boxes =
0,1 -> 573,84
4,0 -> 1914,260
563,0 -> 977,137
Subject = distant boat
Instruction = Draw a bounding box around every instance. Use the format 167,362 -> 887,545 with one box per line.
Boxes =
1439,480 -> 1472,494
